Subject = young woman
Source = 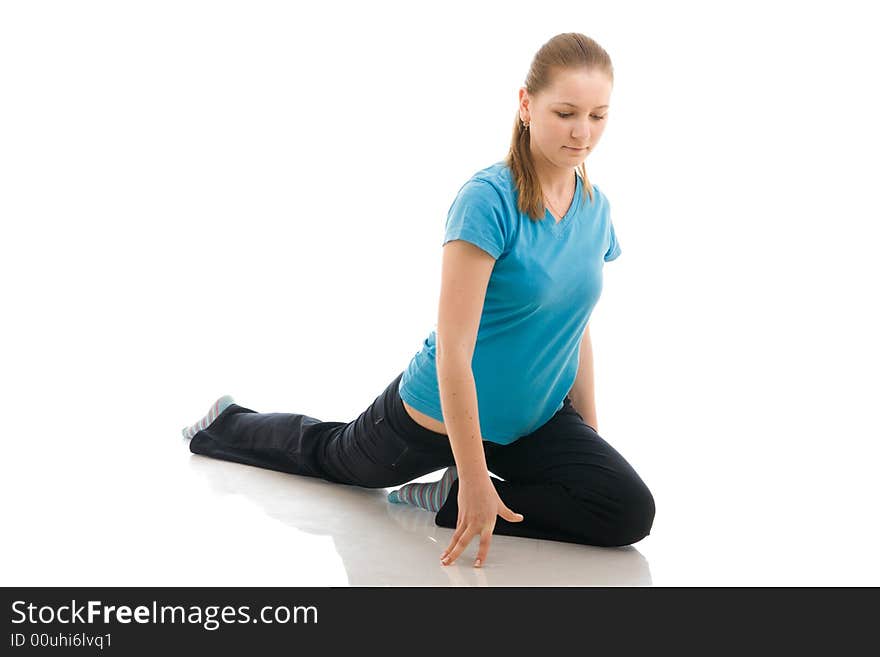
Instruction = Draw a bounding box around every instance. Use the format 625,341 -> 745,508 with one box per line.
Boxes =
181,32 -> 655,569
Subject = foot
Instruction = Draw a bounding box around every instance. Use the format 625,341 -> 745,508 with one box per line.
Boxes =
181,395 -> 236,440
387,466 -> 458,512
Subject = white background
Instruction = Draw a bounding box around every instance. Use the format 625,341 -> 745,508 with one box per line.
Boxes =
1,0 -> 878,585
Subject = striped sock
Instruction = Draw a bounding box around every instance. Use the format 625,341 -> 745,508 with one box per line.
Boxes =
181,395 -> 236,440
387,466 -> 458,512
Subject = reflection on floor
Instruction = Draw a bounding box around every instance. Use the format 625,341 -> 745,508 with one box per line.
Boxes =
181,453 -> 653,586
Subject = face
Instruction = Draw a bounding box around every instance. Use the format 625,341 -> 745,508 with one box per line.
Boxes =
519,68 -> 612,171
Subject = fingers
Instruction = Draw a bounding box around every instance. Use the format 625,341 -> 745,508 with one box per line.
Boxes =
440,531 -> 473,566
441,523 -> 465,561
503,506 -> 525,522
441,526 -> 494,567
474,529 -> 492,568
441,529 -> 473,566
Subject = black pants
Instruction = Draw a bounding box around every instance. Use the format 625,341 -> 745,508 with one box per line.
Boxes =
189,371 -> 655,547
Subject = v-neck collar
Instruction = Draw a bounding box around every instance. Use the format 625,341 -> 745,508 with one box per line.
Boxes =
545,173 -> 582,237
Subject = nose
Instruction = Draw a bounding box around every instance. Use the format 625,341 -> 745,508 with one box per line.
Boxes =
572,119 -> 592,141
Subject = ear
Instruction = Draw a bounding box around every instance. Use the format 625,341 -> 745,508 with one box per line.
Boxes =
518,88 -> 530,118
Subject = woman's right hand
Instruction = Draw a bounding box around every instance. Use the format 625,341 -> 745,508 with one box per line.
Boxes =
440,475 -> 524,568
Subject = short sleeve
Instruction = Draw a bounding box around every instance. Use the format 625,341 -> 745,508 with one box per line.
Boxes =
442,179 -> 508,259
604,220 -> 622,262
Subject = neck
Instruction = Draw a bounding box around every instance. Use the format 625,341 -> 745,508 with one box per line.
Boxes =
532,155 -> 577,199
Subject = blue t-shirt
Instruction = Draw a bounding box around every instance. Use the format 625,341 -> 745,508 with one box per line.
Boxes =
399,160 -> 621,445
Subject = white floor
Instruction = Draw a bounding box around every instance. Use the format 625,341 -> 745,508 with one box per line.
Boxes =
2,403 -> 878,587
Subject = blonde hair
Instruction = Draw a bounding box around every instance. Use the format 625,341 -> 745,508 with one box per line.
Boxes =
505,33 -> 614,221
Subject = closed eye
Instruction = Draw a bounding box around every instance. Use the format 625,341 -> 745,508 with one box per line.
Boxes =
557,112 -> 606,121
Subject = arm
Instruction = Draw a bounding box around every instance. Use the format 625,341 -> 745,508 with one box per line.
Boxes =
436,239 -> 526,568
435,239 -> 495,481
567,324 -> 599,431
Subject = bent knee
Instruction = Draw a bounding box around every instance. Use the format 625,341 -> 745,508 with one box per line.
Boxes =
562,478 -> 656,547
606,484 -> 656,547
